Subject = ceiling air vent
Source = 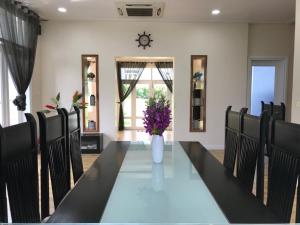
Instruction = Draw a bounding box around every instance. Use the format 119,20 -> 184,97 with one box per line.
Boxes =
116,2 -> 164,17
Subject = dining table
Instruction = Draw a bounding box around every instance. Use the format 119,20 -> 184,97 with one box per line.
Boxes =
47,141 -> 279,224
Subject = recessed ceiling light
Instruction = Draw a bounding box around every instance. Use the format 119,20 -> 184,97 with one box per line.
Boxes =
58,7 -> 67,13
211,9 -> 220,15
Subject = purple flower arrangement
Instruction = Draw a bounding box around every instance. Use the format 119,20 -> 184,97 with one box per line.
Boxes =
143,95 -> 171,136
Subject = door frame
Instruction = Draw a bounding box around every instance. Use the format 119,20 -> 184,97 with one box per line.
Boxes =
246,56 -> 288,112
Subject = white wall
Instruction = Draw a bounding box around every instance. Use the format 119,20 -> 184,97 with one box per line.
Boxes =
35,21 -> 249,149
292,0 -> 300,122
248,23 -> 295,121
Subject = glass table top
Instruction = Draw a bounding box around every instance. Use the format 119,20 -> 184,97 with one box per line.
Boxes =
100,141 -> 228,224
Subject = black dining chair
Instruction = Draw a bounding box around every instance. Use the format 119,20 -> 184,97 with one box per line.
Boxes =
57,107 -> 83,184
0,114 -> 40,223
272,102 -> 286,121
261,101 -> 273,157
237,111 -> 267,202
267,119 -> 300,223
37,111 -> 70,219
0,147 -> 7,223
261,101 -> 286,120
261,101 -> 273,117
0,180 -> 6,223
223,106 -> 247,174
261,101 -> 286,157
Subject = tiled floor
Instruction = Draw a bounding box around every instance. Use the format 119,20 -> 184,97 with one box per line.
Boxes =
45,154 -> 98,215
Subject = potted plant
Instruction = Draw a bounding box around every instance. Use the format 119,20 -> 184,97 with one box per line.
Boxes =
143,95 -> 171,163
44,91 -> 87,113
70,91 -> 87,112
44,92 -> 61,113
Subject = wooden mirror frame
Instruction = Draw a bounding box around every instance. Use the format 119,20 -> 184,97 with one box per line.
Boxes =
190,55 -> 207,132
81,54 -> 99,133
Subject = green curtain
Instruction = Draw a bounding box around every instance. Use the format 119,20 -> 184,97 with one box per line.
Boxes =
117,62 -> 146,131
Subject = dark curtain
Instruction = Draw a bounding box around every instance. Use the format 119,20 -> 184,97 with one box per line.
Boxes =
155,61 -> 173,93
117,62 -> 146,131
0,0 -> 40,111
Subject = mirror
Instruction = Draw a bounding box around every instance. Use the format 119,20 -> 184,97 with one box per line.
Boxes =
82,54 -> 99,132
190,55 -> 207,132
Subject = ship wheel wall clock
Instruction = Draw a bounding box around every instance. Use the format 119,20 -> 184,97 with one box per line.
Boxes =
136,31 -> 153,49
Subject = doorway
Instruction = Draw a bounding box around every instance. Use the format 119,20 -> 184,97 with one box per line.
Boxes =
248,58 -> 287,116
116,57 -> 174,142
123,63 -> 172,130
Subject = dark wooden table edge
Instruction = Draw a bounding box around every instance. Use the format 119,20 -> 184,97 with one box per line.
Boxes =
47,141 -> 131,223
179,141 -> 280,224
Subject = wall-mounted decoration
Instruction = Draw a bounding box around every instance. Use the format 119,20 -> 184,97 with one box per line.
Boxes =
190,55 -> 207,132
136,31 -> 153,49
90,94 -> 96,106
82,55 -> 99,132
87,72 -> 95,80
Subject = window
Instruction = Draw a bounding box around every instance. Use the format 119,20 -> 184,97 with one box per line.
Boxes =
123,63 -> 172,130
0,50 -> 30,126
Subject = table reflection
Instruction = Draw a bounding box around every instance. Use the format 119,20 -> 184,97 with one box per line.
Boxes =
100,142 -> 228,224
152,163 -> 165,192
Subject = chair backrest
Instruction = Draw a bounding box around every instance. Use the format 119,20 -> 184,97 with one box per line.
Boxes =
261,101 -> 285,121
261,101 -> 273,157
237,112 -> 267,201
0,114 -> 40,222
272,103 -> 285,120
224,106 -> 247,174
261,101 -> 273,117
261,101 -> 286,157
58,107 -> 83,183
37,111 -> 70,219
267,119 -> 300,223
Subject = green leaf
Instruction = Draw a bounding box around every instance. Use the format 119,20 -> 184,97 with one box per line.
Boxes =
73,94 -> 83,103
77,94 -> 82,100
51,97 -> 58,105
56,92 -> 60,101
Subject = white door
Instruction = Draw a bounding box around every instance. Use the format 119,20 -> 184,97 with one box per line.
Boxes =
248,59 -> 287,116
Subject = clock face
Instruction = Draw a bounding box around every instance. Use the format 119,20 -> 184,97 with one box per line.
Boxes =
139,35 -> 150,46
136,32 -> 153,49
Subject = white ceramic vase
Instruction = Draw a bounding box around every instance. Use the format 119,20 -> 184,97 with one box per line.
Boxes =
151,135 -> 164,163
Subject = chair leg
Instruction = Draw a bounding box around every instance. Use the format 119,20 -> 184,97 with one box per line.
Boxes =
41,151 -> 49,219
256,148 -> 264,202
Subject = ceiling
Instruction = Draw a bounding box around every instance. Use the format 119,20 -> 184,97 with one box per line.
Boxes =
20,0 -> 295,23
